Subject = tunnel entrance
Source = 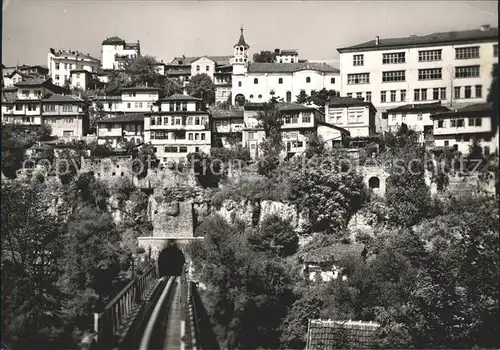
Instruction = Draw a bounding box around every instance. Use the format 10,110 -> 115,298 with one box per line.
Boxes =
158,244 -> 186,277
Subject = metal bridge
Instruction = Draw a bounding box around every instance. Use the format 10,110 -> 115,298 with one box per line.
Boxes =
86,265 -> 217,350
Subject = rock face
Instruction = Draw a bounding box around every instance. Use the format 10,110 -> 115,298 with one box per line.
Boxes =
148,195 -> 194,238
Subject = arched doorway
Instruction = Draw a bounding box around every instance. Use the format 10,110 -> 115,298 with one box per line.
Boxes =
158,244 -> 185,277
235,94 -> 245,107
368,176 -> 380,189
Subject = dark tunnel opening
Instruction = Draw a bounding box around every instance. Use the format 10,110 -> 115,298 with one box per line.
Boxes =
158,244 -> 185,277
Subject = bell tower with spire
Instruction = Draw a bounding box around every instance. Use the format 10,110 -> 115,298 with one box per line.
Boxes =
231,26 -> 249,105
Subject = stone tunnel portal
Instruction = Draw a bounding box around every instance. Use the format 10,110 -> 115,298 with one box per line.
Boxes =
158,244 -> 186,277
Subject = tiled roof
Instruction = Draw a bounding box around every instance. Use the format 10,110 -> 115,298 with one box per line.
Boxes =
210,108 -> 244,119
279,49 -> 299,56
102,36 -> 126,45
43,94 -> 83,103
50,49 -> 100,62
430,103 -> 493,118
120,86 -> 161,92
247,62 -> 339,73
124,42 -> 140,49
386,102 -> 451,113
307,319 -> 380,349
317,120 -> 351,135
14,78 -> 49,86
170,56 -> 232,66
94,95 -> 122,101
302,243 -> 366,264
97,113 -> 145,123
338,26 -> 498,52
328,96 -> 375,110
278,102 -> 317,112
234,28 -> 249,49
160,94 -> 202,101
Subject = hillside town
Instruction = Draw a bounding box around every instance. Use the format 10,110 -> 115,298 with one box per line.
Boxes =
2,7 -> 499,350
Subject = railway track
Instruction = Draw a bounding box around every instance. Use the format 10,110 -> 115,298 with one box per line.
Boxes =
121,276 -> 183,350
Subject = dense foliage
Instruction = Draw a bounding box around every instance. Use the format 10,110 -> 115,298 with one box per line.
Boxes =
186,73 -> 216,106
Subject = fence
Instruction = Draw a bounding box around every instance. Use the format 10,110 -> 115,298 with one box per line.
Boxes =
93,265 -> 157,348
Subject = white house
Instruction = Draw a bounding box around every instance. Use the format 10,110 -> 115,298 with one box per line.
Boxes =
430,103 -> 497,155
210,107 -> 245,147
275,49 -> 299,63
324,96 -> 377,138
101,36 -> 141,70
96,113 -> 144,147
337,24 -> 498,132
230,28 -> 340,105
386,102 -> 451,144
144,94 -> 211,163
47,48 -> 101,86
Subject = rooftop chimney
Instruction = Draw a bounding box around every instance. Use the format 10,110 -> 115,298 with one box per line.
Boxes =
375,36 -> 380,46
480,24 -> 490,31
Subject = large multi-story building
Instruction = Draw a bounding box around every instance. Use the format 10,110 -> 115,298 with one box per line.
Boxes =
47,48 -> 101,86
144,94 -> 212,163
337,24 -> 498,132
1,78 -> 88,138
430,103 -> 497,155
230,28 -> 340,105
96,113 -> 145,147
101,36 -> 141,70
92,86 -> 160,119
242,102 -> 350,159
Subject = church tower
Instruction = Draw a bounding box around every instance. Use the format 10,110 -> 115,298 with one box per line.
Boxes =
231,26 -> 249,105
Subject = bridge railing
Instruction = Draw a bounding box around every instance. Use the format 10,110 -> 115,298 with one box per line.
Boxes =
93,265 -> 157,348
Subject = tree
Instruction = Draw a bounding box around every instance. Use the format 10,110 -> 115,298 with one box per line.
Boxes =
256,99 -> 284,176
253,50 -> 277,63
104,70 -> 132,96
309,88 -> 339,112
88,101 -> 106,134
161,77 -> 183,98
303,131 -> 325,159
186,73 -> 216,106
247,215 -> 298,257
295,90 -> 309,104
487,63 -> 498,132
132,143 -> 159,179
124,55 -> 164,87
187,151 -> 221,188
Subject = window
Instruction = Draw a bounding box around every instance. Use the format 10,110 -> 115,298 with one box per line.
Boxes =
417,113 -> 423,121
356,92 -> 362,99
347,93 -> 353,98
440,88 -> 446,100
365,91 -> 372,102
127,102 -> 131,108
201,133 -> 206,140
44,105 -> 55,112
444,141 -> 449,147
475,85 -> 482,98
286,91 -> 291,103
248,132 -> 255,140
55,63 -> 60,70
454,87 -> 461,99
402,113 -> 407,122
182,102 -> 187,111
164,117 -> 169,125
278,78 -> 283,84
206,65 -> 209,71
495,44 -> 498,57
418,49 -> 442,62
400,90 -> 406,102
390,90 -> 396,102
450,119 -> 456,127
455,46 -> 480,59
382,52 -> 405,64
238,81 -> 242,87
306,77 -> 311,83
438,120 -> 444,128
188,133 -> 193,140
380,91 -> 387,103
484,146 -> 490,156
457,119 -> 464,127
433,88 -> 439,100
468,118 -> 474,126
330,77 -> 335,84
196,65 -> 200,71
347,73 -> 370,84
27,104 -> 36,111
353,54 -> 364,66
382,70 -> 406,82
392,114 -> 396,121
418,68 -> 442,80
249,94 -> 254,99
62,105 -> 72,112
464,86 -> 471,98
302,113 -> 311,123
414,89 -> 427,101
76,73 -> 80,79
55,74 -> 60,80
475,118 -> 482,127
195,133 -> 199,140
64,63 -> 68,69
455,65 -> 480,78
254,78 -> 258,84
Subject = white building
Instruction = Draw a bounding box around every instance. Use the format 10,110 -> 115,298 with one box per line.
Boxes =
242,102 -> 349,160
430,103 -> 497,155
275,49 -> 299,63
92,86 -> 160,119
101,36 -> 141,70
324,96 -> 377,138
337,24 -> 498,132
210,108 -> 245,147
47,48 -> 101,86
1,78 -> 88,138
230,28 -> 340,105
144,94 -> 211,163
96,113 -> 144,147
386,102 -> 451,144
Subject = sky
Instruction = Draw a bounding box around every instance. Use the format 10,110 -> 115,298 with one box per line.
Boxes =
2,0 -> 498,68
